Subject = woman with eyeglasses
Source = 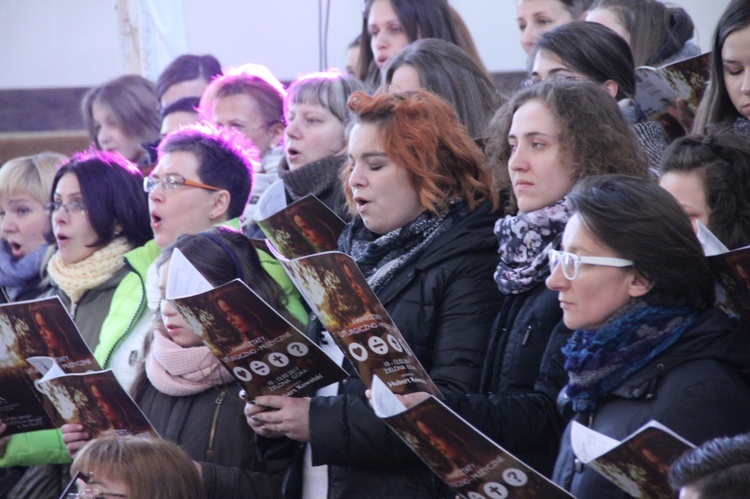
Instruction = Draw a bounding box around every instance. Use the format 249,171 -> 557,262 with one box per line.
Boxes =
0,150 -> 156,494
526,21 -> 669,169
66,434 -> 206,499
394,80 -> 649,480
550,174 -> 750,498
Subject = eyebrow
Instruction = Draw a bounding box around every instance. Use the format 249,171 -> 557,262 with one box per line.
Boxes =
508,131 -> 554,140
349,151 -> 389,162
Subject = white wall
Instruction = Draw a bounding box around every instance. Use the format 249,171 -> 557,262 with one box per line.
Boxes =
0,0 -> 730,89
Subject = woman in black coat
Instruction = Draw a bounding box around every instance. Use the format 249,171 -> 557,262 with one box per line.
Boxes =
395,80 -> 651,479
549,175 -> 750,499
247,89 -> 502,498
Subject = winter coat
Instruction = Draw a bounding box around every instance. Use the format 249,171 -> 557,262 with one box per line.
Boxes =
138,380 -> 289,499
261,200 -> 502,498
553,308 -> 750,499
443,283 -> 572,477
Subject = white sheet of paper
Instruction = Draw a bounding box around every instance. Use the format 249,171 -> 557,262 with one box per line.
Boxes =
570,420 -> 620,464
697,221 -> 729,257
165,248 -> 214,299
255,179 -> 288,221
371,375 -> 408,418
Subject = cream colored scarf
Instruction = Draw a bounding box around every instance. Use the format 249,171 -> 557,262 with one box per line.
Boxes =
47,237 -> 132,304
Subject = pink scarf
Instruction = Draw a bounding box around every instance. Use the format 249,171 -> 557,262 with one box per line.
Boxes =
145,328 -> 235,396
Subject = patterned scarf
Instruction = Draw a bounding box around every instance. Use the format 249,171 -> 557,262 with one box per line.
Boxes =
339,201 -> 468,293
562,298 -> 698,412
494,198 -> 572,294
145,326 -> 234,396
0,243 -> 49,300
47,237 -> 132,304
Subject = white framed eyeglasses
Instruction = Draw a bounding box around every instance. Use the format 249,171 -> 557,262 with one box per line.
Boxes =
548,249 -> 633,281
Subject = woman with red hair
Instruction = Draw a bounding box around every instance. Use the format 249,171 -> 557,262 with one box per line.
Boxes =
246,89 -> 503,498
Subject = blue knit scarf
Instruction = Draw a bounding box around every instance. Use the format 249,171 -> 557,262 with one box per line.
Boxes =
562,298 -> 698,412
0,242 -> 48,300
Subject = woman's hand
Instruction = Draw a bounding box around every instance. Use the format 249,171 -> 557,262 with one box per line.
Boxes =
244,401 -> 285,439
249,395 -> 312,443
61,424 -> 90,457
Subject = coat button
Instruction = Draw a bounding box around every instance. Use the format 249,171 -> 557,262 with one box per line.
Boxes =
574,458 -> 584,473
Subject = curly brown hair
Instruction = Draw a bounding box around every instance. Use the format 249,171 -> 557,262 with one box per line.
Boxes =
486,80 -> 648,213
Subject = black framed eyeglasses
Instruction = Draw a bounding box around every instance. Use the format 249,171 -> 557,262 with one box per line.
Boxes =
143,174 -> 221,193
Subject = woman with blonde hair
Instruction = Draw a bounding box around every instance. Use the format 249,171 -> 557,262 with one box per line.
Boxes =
0,152 -> 65,304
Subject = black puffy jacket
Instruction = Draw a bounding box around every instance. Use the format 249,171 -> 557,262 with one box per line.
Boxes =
553,308 -> 750,499
262,200 -> 503,498
443,283 -> 572,478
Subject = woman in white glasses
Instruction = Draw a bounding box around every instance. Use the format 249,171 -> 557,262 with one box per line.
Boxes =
550,174 -> 750,498
398,80 -> 650,479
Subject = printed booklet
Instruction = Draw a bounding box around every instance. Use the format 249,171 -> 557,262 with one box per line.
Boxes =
634,52 -> 710,139
371,377 -> 574,499
0,298 -> 153,437
256,193 -> 346,258
571,420 -> 695,498
32,357 -> 155,439
269,245 -> 442,397
166,248 -> 346,399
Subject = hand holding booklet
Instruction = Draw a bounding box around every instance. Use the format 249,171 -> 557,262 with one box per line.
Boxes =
371,377 -> 573,499
0,297 -> 153,437
166,248 -> 346,399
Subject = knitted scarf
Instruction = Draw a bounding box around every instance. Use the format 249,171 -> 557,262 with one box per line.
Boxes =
0,242 -> 48,300
339,201 -> 468,293
562,298 -> 698,412
145,327 -> 234,396
494,198 -> 572,295
278,154 -> 346,201
47,237 -> 132,304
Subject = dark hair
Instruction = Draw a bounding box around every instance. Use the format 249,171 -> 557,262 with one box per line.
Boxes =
589,0 -> 695,67
693,0 -> 750,132
659,131 -> 750,250
382,38 -> 502,138
156,54 -> 222,104
158,226 -> 298,327
669,433 -> 750,498
486,80 -> 648,212
569,174 -> 714,310
161,96 -> 201,120
343,90 -> 498,215
357,0 -> 464,86
158,123 -> 254,219
530,21 -> 636,100
52,150 -> 151,248
81,75 -> 160,157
